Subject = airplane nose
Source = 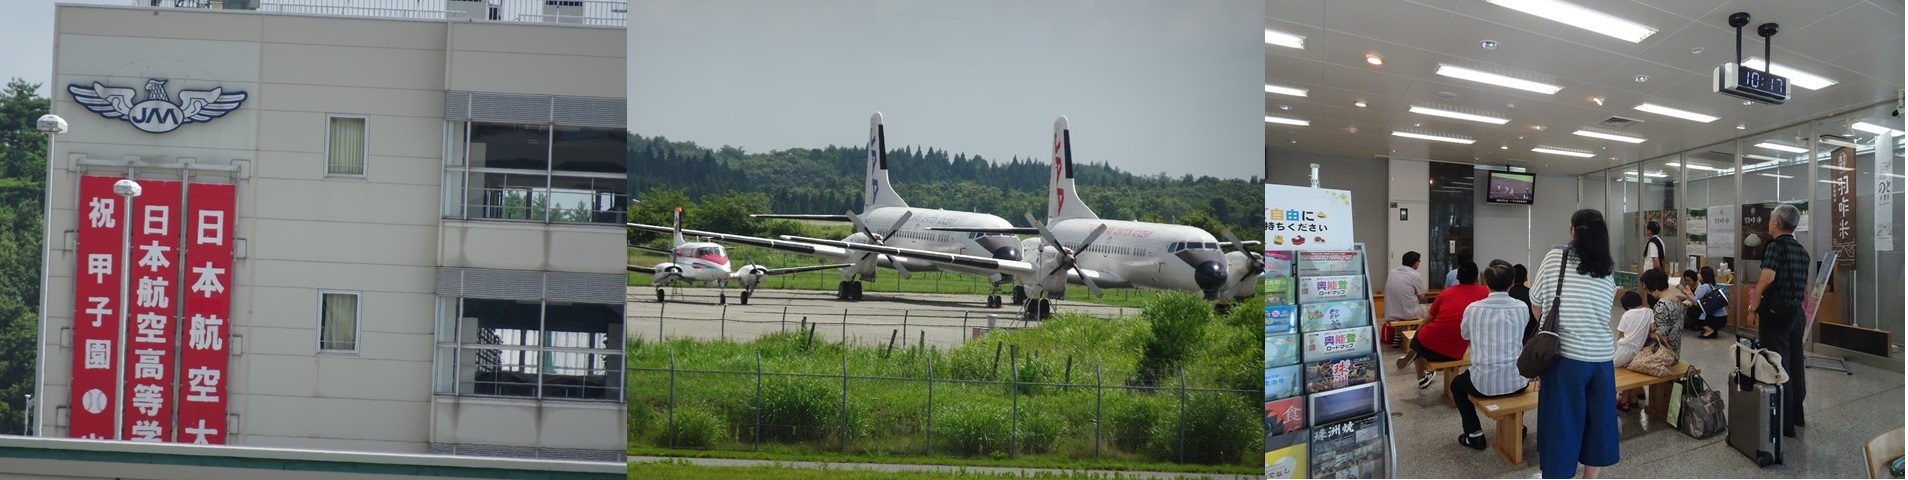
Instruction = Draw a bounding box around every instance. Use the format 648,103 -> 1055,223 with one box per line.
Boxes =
1194,261 -> 1226,291
993,245 -> 1021,262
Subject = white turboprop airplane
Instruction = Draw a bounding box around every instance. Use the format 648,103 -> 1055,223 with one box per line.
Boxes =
787,116 -> 1265,318
627,208 -> 852,305
746,112 -> 1027,303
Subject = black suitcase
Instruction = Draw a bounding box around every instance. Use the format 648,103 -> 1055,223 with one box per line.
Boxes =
1726,372 -> 1784,467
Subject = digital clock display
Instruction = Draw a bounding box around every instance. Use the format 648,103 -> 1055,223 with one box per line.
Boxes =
1738,66 -> 1788,99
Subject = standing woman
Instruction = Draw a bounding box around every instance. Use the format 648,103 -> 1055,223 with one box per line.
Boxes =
1530,209 -> 1621,479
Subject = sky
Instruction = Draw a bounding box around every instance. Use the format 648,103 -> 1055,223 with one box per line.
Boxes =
628,0 -> 1263,179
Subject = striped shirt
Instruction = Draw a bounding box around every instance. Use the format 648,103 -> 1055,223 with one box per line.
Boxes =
1460,292 -> 1532,395
1529,248 -> 1618,363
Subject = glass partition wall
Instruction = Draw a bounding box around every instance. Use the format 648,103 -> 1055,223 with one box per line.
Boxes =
1578,100 -> 1903,355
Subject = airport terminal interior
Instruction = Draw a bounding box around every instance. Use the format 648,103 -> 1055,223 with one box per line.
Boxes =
1267,0 -> 1904,478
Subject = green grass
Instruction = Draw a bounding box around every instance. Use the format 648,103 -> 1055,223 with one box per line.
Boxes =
626,458 -> 1218,479
628,246 -> 1209,309
626,294 -> 1264,474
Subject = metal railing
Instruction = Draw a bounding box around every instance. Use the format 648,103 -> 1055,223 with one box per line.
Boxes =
460,187 -> 626,224
138,0 -> 628,27
626,346 -> 1260,466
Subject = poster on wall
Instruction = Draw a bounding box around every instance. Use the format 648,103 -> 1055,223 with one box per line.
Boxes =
1298,300 -> 1371,332
1685,208 -> 1707,256
1707,206 -> 1735,258
1878,135 -> 1895,252
178,182 -> 235,445
121,180 -> 181,443
1297,275 -> 1366,304
1643,210 -> 1679,237
1830,147 -> 1858,270
1741,202 -> 1807,260
69,175 -> 125,440
1266,184 -> 1355,251
1301,326 -> 1375,361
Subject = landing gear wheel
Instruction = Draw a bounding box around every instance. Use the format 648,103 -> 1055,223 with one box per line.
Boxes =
740,291 -> 751,305
1036,299 -> 1052,320
836,281 -> 851,300
655,288 -> 666,303
1011,286 -> 1027,305
985,295 -> 1002,308
718,292 -> 727,305
845,281 -> 863,301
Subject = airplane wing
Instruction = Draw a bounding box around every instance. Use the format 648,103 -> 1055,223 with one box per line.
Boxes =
781,235 -> 1039,277
627,265 -> 656,274
758,263 -> 856,275
627,223 -> 855,261
751,214 -> 853,222
925,226 -> 1040,235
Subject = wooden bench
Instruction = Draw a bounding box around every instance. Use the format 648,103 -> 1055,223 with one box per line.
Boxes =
1400,330 -> 1472,405
1468,363 -> 1692,466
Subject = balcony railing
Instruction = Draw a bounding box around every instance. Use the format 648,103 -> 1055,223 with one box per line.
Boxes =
138,0 -> 627,27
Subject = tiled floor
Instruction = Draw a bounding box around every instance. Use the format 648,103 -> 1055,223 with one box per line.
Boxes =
1382,327 -> 1903,479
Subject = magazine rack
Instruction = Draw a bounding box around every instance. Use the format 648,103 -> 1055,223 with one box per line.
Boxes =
1264,244 -> 1398,479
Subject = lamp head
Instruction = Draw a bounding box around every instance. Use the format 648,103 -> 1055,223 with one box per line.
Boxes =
113,179 -> 142,197
35,115 -> 67,134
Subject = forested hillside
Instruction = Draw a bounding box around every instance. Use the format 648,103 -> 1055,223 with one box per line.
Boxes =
627,133 -> 1265,243
0,79 -> 52,434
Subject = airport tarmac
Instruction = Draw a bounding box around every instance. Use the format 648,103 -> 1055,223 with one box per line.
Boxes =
625,287 -> 1139,350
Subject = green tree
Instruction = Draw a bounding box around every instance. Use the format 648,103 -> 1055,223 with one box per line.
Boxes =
0,78 -> 48,435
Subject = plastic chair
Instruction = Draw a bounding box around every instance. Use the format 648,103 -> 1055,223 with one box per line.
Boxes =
1865,427 -> 1904,478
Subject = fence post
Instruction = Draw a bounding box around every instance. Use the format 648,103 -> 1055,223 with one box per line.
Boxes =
902,310 -> 908,343
992,342 -> 1002,379
840,354 -> 849,454
1177,367 -> 1187,464
754,351 -> 762,452
886,329 -> 898,358
721,304 -> 727,341
658,302 -> 666,341
667,347 -> 676,448
842,309 -> 849,347
781,306 -> 789,334
1009,344 -> 1018,459
1094,364 -> 1102,459
961,312 -> 969,342
919,354 -> 927,455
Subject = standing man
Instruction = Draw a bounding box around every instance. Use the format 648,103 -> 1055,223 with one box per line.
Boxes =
1385,252 -> 1429,347
1749,204 -> 1809,438
1644,220 -> 1666,273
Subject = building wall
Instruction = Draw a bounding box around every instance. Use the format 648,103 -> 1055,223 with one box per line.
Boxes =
45,5 -> 625,456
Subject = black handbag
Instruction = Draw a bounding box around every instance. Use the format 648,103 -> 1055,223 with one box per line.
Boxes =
1517,249 -> 1569,378
1698,284 -> 1728,316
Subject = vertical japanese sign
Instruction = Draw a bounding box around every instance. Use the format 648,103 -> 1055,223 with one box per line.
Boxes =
69,175 -> 124,439
1878,136 -> 1895,252
178,182 -> 233,444
1830,147 -> 1857,270
121,180 -> 180,442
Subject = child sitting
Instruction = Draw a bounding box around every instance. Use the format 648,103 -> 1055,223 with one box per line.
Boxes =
1611,291 -> 1650,410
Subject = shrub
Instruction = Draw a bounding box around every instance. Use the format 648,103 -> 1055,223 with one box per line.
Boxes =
1144,392 -> 1259,464
935,401 -> 1009,456
669,406 -> 724,448
1189,313 -> 1263,394
628,401 -> 658,444
1009,353 -> 1058,396
758,375 -> 841,442
1135,293 -> 1211,385
1107,394 -> 1170,452
1016,409 -> 1064,454
947,340 -> 1004,382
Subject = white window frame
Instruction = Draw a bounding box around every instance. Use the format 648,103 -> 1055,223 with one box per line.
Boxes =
324,114 -> 369,178
318,290 -> 362,354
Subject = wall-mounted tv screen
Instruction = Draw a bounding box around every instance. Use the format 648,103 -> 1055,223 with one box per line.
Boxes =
1486,171 -> 1535,205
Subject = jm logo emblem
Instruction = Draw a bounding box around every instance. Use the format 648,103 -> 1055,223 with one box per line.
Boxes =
68,79 -> 247,134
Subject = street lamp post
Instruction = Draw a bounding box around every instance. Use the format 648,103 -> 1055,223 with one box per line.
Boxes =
32,114 -> 67,438
111,179 -> 140,440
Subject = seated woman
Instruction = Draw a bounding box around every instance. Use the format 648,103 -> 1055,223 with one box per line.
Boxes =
1452,264 -> 1530,450
1641,269 -> 1685,362
1691,267 -> 1729,338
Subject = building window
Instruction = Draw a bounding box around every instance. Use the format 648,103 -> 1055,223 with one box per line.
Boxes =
319,291 -> 360,352
441,121 -> 626,224
432,297 -> 623,401
326,116 -> 367,176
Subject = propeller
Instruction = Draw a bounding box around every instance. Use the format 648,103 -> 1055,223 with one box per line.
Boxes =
846,210 -> 913,279
1222,229 -> 1264,277
1025,212 -> 1104,298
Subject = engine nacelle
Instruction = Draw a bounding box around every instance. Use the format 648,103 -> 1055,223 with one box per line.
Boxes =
736,264 -> 769,288
1222,250 -> 1259,300
652,263 -> 682,287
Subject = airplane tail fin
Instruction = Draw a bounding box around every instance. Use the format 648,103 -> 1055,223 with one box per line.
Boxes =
1048,116 -> 1098,222
671,206 -> 686,246
864,112 -> 910,210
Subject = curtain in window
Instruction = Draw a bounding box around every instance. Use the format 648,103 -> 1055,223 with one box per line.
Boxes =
321,293 -> 358,350
328,117 -> 366,175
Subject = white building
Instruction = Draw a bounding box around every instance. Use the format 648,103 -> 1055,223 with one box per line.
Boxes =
38,1 -> 628,461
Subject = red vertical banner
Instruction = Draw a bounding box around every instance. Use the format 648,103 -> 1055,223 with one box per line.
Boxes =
120,180 -> 181,442
70,175 -> 125,439
178,182 -> 233,444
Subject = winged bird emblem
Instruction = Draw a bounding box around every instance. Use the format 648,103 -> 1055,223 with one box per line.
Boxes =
68,78 -> 247,134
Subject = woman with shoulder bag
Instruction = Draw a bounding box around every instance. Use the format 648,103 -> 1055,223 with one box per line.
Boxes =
1528,209 -> 1621,479
1693,267 -> 1728,338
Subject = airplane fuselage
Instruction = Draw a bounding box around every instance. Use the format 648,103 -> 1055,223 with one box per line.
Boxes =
1031,218 -> 1228,293
850,207 -> 1021,277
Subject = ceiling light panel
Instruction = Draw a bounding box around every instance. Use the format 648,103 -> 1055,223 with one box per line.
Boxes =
1633,103 -> 1718,123
1265,84 -> 1308,97
1853,122 -> 1904,136
1265,115 -> 1310,127
1484,0 -> 1658,43
1572,130 -> 1647,143
1392,131 -> 1476,144
1741,58 -> 1837,90
1265,29 -> 1305,49
1436,64 -> 1563,94
1532,146 -> 1595,157
1755,142 -> 1809,154
1408,106 -> 1510,125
